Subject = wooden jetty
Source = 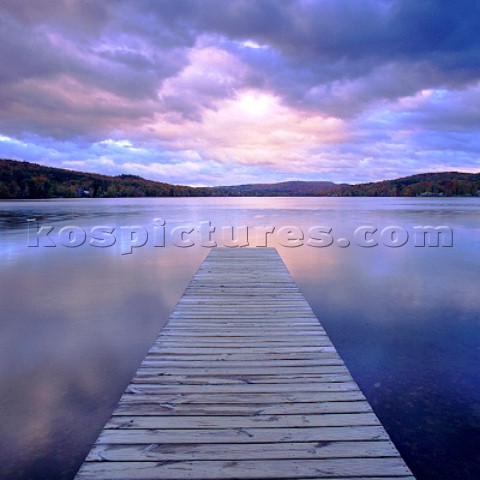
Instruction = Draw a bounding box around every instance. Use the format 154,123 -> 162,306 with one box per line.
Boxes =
76,248 -> 414,479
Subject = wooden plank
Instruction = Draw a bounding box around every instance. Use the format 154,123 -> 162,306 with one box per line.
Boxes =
118,390 -> 368,404
105,413 -> 380,429
75,248 -> 414,480
142,350 -> 338,358
131,373 -> 353,384
140,358 -> 344,367
148,346 -> 338,354
76,458 -> 412,479
113,401 -> 373,416
164,326 -> 322,330
158,330 -> 327,336
123,382 -> 360,395
135,366 -> 350,375
96,425 -> 391,444
151,340 -> 335,348
154,336 -> 330,343
86,440 -> 398,461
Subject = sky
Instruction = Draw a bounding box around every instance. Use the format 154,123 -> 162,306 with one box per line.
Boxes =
0,0 -> 480,186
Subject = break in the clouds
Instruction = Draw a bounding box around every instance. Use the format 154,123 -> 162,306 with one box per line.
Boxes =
0,0 -> 479,185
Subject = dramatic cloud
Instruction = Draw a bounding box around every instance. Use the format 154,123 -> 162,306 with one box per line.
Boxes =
0,0 -> 479,184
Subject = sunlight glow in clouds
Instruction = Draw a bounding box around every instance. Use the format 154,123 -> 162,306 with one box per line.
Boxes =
237,92 -> 274,117
0,0 -> 479,185
145,87 -> 346,171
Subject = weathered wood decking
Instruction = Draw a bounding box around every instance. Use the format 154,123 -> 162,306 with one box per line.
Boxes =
76,248 -> 414,479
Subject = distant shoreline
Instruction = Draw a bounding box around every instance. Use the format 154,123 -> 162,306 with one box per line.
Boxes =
1,158 -> 480,199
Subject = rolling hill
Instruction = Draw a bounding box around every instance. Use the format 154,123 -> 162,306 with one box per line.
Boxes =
0,159 -> 479,199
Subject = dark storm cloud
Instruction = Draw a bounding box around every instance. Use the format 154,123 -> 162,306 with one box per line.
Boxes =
2,0 -> 480,125
221,0 -> 480,114
0,2 -> 193,139
144,0 -> 480,95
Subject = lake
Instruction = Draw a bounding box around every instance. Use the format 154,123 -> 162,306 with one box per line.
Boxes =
0,197 -> 479,480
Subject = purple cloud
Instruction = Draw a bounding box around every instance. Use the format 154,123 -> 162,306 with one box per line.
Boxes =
0,0 -> 479,184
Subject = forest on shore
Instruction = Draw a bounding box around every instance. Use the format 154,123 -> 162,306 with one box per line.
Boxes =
1,159 -> 479,199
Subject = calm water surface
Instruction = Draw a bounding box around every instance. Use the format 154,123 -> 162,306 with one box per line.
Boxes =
0,197 -> 479,480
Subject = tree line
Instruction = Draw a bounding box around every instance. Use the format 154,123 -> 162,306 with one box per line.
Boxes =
1,159 -> 479,199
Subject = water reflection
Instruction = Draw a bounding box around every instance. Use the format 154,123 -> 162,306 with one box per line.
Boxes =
0,197 -> 479,479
